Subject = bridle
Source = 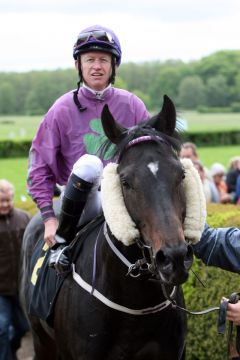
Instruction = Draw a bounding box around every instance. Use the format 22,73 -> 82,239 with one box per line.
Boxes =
104,222 -> 160,279
117,134 -> 169,163
104,222 -> 220,315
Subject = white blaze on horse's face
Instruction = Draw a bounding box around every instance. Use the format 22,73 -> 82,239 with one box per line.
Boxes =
147,162 -> 159,177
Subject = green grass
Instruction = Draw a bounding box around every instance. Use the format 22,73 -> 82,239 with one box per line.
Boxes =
0,112 -> 239,140
181,111 -> 240,132
198,145 -> 240,168
0,113 -> 238,201
0,115 -> 42,140
0,157 -> 30,202
0,144 -> 239,201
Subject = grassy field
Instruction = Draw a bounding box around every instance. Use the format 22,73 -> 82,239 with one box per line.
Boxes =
181,111 -> 240,133
0,112 -> 239,140
0,157 -> 30,202
198,145 -> 239,168
0,144 -> 239,201
0,112 -> 239,200
0,115 -> 42,140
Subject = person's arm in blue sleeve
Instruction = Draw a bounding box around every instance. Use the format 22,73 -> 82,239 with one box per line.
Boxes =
192,224 -> 240,273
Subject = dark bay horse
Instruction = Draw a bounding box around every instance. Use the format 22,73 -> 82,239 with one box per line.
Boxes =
21,95 -> 195,360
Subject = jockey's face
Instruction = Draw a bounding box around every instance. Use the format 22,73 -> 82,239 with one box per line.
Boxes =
78,51 -> 112,91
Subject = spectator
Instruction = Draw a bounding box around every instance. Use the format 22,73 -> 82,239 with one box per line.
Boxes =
193,160 -> 219,203
180,142 -> 199,162
180,142 -> 211,182
226,156 -> 240,203
0,179 -> 31,360
236,174 -> 240,205
210,163 -> 232,203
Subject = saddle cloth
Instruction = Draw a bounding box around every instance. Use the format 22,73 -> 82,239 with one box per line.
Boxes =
28,214 -> 105,327
28,238 -> 66,327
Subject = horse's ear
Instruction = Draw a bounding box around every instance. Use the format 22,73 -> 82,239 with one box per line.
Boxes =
101,104 -> 126,144
147,95 -> 176,136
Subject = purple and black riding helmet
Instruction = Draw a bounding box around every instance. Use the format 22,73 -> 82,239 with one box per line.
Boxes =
73,25 -> 122,66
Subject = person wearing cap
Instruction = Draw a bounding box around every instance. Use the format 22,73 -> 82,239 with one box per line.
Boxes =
27,25 -> 149,272
210,162 -> 232,203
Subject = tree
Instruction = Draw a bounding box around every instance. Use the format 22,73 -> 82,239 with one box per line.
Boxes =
177,76 -> 206,109
205,75 -> 230,107
0,82 -> 15,114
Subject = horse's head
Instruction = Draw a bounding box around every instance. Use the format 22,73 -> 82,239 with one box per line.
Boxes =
100,95 -> 202,286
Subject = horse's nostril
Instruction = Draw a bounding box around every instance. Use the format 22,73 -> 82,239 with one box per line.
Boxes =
156,250 -> 173,274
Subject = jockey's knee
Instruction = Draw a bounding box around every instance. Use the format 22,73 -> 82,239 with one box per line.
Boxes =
72,155 -> 103,187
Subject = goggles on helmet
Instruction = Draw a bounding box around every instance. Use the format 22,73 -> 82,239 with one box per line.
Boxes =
76,30 -> 115,47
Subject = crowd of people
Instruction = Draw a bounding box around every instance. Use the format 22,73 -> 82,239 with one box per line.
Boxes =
1,23 -> 240,359
179,142 -> 240,205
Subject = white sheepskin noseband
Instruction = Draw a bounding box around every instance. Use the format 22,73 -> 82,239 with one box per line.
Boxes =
180,158 -> 207,243
101,160 -> 206,246
101,163 -> 139,246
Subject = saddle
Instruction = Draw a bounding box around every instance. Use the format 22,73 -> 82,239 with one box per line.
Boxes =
28,214 -> 105,327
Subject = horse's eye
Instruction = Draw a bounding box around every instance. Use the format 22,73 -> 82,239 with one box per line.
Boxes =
121,177 -> 131,189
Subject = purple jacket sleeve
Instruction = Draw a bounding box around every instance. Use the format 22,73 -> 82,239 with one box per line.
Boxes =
27,107 -> 69,221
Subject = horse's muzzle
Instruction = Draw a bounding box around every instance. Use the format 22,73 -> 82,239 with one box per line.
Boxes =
155,243 -> 193,285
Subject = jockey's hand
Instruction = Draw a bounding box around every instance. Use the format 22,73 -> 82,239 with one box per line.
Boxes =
44,218 -> 58,247
226,300 -> 240,325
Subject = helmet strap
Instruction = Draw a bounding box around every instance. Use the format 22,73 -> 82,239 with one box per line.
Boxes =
73,57 -> 86,112
109,56 -> 116,84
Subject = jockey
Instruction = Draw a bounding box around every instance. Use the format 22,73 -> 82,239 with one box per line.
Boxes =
27,25 -> 149,272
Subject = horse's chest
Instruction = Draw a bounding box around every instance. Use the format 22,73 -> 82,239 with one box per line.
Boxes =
80,313 -> 183,360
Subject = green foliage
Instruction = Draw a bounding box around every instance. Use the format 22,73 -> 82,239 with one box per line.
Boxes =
231,102 -> 240,112
0,140 -> 31,157
184,204 -> 240,360
178,76 -> 206,109
197,106 -> 232,113
205,75 -> 230,107
183,130 -> 240,146
2,50 -> 240,114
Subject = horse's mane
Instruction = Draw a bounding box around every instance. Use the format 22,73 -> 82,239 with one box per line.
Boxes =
98,120 -> 182,161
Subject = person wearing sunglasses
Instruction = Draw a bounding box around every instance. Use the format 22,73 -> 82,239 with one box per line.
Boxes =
27,25 -> 149,272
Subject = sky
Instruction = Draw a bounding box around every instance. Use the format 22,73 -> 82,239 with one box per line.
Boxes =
1,0 -> 240,72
